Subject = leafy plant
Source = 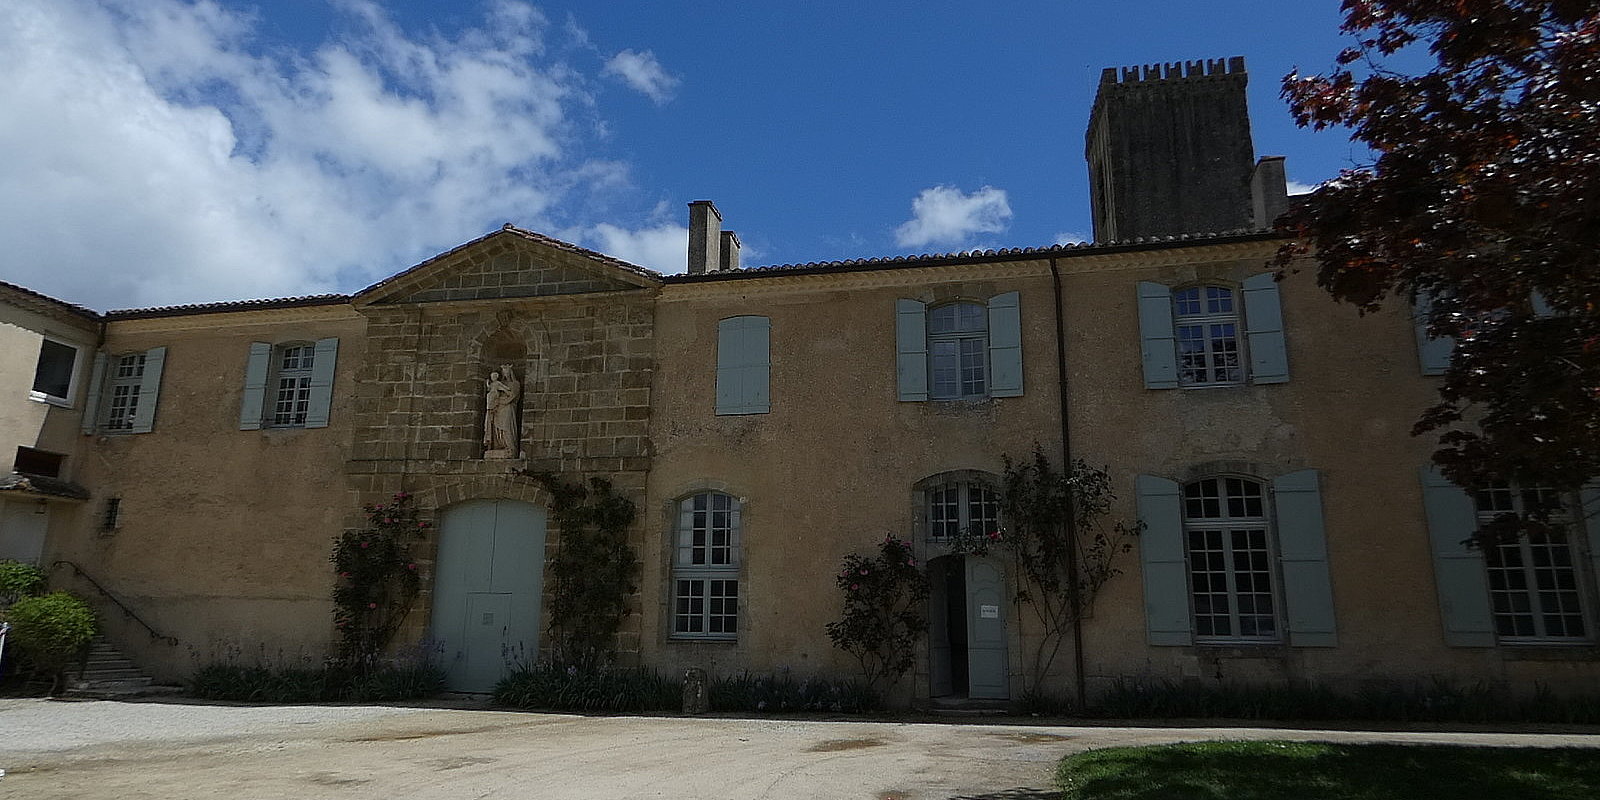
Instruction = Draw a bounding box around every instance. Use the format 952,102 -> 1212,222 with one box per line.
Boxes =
189,661 -> 444,703
493,661 -> 679,712
824,534 -> 929,692
0,560 -> 47,605
3,591 -> 97,693
330,491 -> 427,668
946,447 -> 1138,698
525,472 -> 639,666
709,671 -> 879,714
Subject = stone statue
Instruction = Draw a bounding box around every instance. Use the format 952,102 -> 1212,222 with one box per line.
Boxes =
483,364 -> 521,458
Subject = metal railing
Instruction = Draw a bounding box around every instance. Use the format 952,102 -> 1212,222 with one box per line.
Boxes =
51,560 -> 178,646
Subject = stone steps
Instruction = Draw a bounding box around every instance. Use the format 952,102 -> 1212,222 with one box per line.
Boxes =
63,636 -> 178,698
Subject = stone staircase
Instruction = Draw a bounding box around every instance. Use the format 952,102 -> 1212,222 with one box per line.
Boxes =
63,636 -> 178,698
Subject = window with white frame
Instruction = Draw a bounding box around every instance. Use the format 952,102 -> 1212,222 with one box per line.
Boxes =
270,344 -> 315,427
1174,286 -> 1243,386
672,491 -> 740,638
30,338 -> 81,405
102,353 -> 146,432
1183,476 -> 1279,641
927,480 -> 1000,540
1474,483 -> 1590,641
928,302 -> 988,400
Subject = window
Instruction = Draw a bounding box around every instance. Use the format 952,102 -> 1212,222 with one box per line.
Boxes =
239,339 -> 338,431
671,491 -> 741,639
928,302 -> 988,399
101,497 -> 122,532
30,338 -> 80,405
103,353 -> 146,431
927,480 -> 1000,540
1136,274 -> 1288,389
895,292 -> 1023,401
1474,484 -> 1589,641
1173,287 -> 1242,386
1183,477 -> 1279,641
13,446 -> 64,478
271,344 -> 315,427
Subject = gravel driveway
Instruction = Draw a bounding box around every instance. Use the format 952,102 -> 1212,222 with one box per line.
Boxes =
4,698 -> 1599,799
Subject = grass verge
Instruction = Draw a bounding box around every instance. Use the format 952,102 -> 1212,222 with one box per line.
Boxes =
1057,740 -> 1600,800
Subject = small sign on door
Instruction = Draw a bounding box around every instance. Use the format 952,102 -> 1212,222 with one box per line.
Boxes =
979,604 -> 999,619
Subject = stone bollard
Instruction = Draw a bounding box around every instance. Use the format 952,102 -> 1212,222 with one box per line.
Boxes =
682,667 -> 708,714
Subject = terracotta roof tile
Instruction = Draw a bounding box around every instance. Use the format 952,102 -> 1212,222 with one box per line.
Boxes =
104,294 -> 349,320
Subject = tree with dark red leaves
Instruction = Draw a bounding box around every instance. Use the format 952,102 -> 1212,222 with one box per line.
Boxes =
1276,1 -> 1600,524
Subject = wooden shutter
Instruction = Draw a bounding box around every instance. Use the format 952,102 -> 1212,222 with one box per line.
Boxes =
1413,294 -> 1453,376
238,342 -> 272,430
716,316 -> 771,415
1272,469 -> 1337,646
1136,282 -> 1178,389
304,337 -> 339,428
1136,474 -> 1191,645
1419,465 -> 1495,647
895,298 -> 928,401
128,346 -> 166,434
1243,272 -> 1289,384
81,352 -> 108,435
987,291 -> 1023,397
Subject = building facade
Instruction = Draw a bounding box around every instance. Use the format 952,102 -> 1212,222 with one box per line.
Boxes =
6,59 -> 1598,701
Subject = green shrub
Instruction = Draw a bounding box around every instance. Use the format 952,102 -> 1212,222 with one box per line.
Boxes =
494,662 -> 680,712
0,560 -> 47,605
708,671 -> 878,714
188,661 -> 445,703
4,592 -> 96,674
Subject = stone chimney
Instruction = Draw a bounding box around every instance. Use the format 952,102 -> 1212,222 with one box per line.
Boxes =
687,200 -> 721,274
1250,156 -> 1289,230
719,230 -> 741,271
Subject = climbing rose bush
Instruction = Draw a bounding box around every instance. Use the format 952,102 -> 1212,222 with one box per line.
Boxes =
330,492 -> 428,667
825,534 -> 928,691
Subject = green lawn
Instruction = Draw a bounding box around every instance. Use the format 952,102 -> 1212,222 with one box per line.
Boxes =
1056,740 -> 1600,800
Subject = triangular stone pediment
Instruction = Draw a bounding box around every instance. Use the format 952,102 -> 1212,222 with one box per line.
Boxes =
354,227 -> 661,306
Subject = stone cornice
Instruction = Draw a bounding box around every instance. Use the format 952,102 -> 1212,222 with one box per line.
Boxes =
103,303 -> 363,334
360,286 -> 660,317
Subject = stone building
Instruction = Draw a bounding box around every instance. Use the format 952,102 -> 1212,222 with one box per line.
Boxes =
5,58 -> 1598,702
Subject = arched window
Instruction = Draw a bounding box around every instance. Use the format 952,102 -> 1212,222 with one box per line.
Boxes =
269,342 -> 317,427
1183,476 -> 1278,640
925,478 -> 1000,541
103,352 -> 148,431
928,302 -> 988,400
1173,286 -> 1243,386
1475,483 -> 1589,640
671,491 -> 741,639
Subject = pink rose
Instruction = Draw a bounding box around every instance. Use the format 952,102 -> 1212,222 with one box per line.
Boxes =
367,602 -> 377,609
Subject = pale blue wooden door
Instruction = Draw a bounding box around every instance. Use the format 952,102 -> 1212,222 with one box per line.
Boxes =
965,558 -> 1009,700
431,499 -> 547,692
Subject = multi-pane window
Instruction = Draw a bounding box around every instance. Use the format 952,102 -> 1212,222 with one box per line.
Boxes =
928,302 -> 987,399
927,480 -> 1000,540
271,344 -> 315,427
1183,477 -> 1278,641
672,492 -> 740,638
1174,286 -> 1243,386
103,353 -> 146,431
1475,484 -> 1589,641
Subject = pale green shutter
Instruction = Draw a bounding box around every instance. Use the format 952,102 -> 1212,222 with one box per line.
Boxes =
81,352 -> 108,435
304,337 -> 339,428
716,316 -> 770,415
1136,282 -> 1178,389
128,346 -> 166,434
1419,466 -> 1495,646
896,299 -> 928,401
1582,482 -> 1600,604
1531,290 -> 1554,318
239,342 -> 271,430
987,291 -> 1023,397
1272,469 -> 1337,646
1413,294 -> 1453,376
1243,273 -> 1289,384
1136,474 -> 1191,645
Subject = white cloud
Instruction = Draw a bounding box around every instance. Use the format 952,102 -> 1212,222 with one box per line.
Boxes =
1286,180 -> 1318,195
0,0 -> 635,309
893,185 -> 1012,249
602,49 -> 678,104
1053,232 -> 1088,246
588,222 -> 687,273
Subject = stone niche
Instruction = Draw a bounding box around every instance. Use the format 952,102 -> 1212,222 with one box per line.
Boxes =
481,327 -> 528,460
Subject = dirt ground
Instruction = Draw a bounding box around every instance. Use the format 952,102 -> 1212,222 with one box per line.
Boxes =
3,698 -> 1599,799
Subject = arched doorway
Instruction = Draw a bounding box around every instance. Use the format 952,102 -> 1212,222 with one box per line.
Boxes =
927,554 -> 1009,700
430,499 -> 547,692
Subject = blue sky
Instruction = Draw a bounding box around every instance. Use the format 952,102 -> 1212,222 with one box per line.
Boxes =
0,1 -> 1369,310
